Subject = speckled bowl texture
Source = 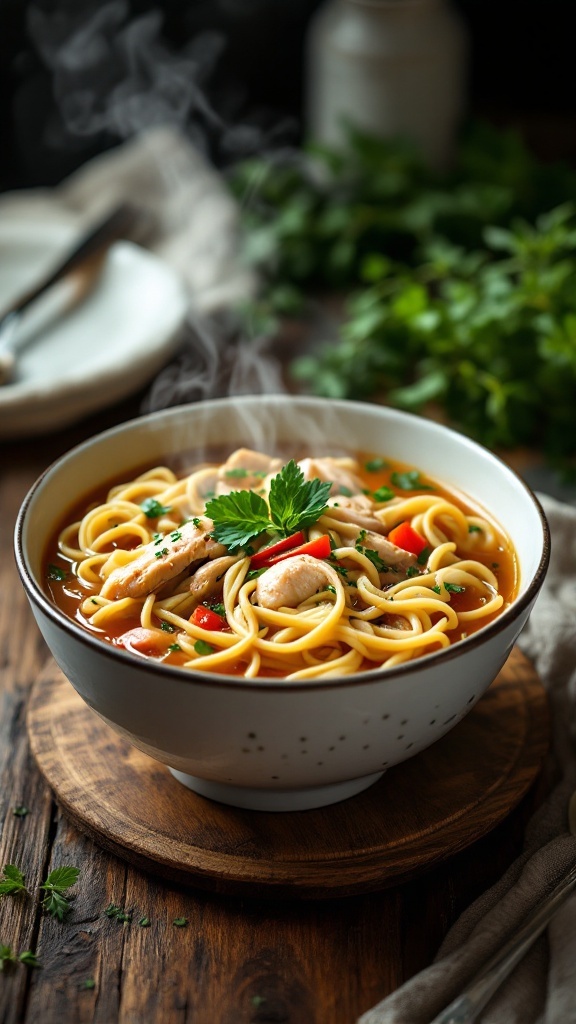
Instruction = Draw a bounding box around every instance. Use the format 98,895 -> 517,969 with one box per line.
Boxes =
15,396 -> 550,811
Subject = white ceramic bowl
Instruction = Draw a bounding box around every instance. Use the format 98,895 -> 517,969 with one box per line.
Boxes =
15,396 -> 550,811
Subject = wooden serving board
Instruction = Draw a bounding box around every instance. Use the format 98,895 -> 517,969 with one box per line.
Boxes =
26,647 -> 549,899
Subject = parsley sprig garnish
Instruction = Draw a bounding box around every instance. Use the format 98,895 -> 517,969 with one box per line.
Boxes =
206,460 -> 331,552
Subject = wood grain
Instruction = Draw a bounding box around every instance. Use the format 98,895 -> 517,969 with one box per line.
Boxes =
26,647 -> 549,899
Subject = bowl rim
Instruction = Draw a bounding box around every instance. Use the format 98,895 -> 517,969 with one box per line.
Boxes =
14,395 -> 551,694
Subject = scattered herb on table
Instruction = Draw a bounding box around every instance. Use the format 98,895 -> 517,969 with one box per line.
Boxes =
40,866 -> 79,921
173,917 -> 188,927
0,864 -> 28,898
104,902 -> 132,923
12,806 -> 29,818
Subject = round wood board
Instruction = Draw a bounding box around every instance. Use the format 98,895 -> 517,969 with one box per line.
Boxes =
27,647 -> 549,899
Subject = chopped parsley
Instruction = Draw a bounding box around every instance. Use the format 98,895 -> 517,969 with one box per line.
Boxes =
140,498 -> 172,519
173,917 -> 188,927
417,546 -> 431,565
338,486 -> 353,497
390,470 -> 434,492
224,468 -> 248,478
194,640 -> 214,656
208,601 -> 226,617
468,524 -> 482,533
104,903 -> 132,923
372,485 -> 395,502
405,566 -> 420,578
138,917 -> 151,927
168,643 -> 181,653
160,621 -> 176,633
12,806 -> 29,818
46,564 -> 66,581
365,458 -> 389,472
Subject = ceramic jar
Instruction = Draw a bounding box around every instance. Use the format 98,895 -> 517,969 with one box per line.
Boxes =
305,0 -> 468,169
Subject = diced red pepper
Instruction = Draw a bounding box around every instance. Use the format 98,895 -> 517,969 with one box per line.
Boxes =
260,533 -> 332,567
387,521 -> 427,557
250,531 -> 305,569
190,604 -> 228,631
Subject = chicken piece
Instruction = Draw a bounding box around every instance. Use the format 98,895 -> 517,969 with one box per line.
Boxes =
217,448 -> 283,492
298,457 -> 366,497
100,517 -> 226,600
324,497 -> 385,535
352,528 -> 418,585
189,555 -> 238,603
255,554 -> 333,610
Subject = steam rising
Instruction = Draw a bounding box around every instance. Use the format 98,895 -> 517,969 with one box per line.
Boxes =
26,1 -> 302,409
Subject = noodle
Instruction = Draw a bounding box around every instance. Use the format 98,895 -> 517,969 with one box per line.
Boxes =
45,450 -> 517,680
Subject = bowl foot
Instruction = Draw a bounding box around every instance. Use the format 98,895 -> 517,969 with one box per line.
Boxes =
167,769 -> 385,811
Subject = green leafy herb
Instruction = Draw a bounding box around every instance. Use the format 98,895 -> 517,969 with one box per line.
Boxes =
444,582 -> 466,593
246,568 -> 267,581
207,601 -> 226,617
46,564 -> 66,581
468,524 -> 482,533
372,485 -> 395,503
405,566 -> 420,578
173,917 -> 188,927
104,903 -> 132,923
138,917 -> 151,927
194,640 -> 214,656
40,866 -> 79,921
0,864 -> 28,897
81,978 -> 96,989
231,123 -> 576,472
390,470 -> 433,492
206,460 -> 330,551
140,498 -> 172,519
168,643 -> 181,653
18,951 -> 41,968
12,806 -> 29,818
224,468 -> 248,478
160,621 -> 176,633
417,547 -> 431,566
0,946 -> 16,970
365,458 -> 389,472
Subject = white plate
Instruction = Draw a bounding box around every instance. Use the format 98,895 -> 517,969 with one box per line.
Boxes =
0,221 -> 188,438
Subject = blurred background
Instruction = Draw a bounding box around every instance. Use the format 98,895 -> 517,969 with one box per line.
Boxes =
1,0 -> 575,190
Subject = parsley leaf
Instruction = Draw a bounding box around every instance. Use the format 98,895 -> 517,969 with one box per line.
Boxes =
206,461 -> 330,551
173,917 -> 188,927
18,950 -> 40,968
0,946 -> 16,970
390,470 -> 433,492
40,865 -> 79,921
194,640 -> 214,656
0,864 -> 28,897
205,490 -> 271,551
140,498 -> 172,519
372,485 -> 395,502
46,564 -> 66,581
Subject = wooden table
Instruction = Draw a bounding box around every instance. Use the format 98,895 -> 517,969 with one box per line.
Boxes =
0,393 -> 547,1024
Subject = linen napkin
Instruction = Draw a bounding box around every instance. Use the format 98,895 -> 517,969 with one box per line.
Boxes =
358,492 -> 576,1024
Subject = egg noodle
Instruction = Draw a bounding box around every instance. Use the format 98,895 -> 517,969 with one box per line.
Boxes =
52,454 -> 515,680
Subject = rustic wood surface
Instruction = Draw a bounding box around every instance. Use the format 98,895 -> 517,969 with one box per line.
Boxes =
0,396 -> 551,1024
26,650 -> 548,900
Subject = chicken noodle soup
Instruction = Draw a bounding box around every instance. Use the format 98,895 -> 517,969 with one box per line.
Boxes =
44,449 -> 518,679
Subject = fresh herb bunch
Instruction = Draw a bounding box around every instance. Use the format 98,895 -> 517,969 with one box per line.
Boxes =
228,123 -> 576,468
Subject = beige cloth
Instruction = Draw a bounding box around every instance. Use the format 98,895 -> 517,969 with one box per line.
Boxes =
0,126 -> 255,317
359,493 -> 576,1024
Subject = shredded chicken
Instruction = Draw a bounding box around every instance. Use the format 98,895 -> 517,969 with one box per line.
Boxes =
216,448 -> 283,492
189,555 -> 238,603
324,497 -> 386,535
298,457 -> 366,496
100,517 -> 225,599
255,554 -> 333,610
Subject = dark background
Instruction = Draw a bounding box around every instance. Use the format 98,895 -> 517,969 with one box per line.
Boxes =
1,0 -> 575,192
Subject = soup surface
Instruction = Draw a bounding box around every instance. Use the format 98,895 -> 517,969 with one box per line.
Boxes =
43,447 -> 518,680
